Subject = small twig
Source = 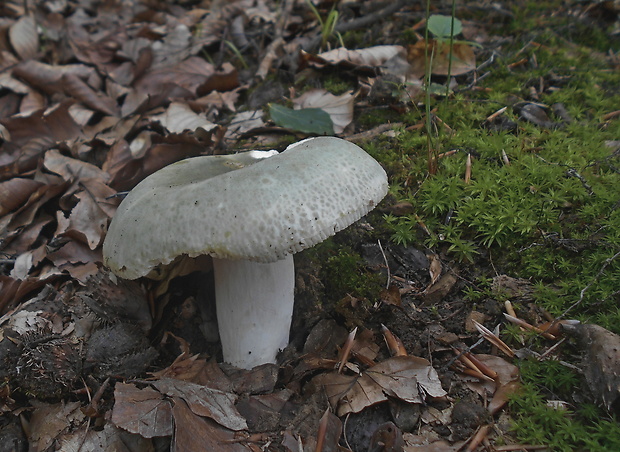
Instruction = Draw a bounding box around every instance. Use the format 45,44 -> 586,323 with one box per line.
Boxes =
377,239 -> 390,289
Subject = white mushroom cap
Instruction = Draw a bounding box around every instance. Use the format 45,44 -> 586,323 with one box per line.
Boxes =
103,137 -> 388,280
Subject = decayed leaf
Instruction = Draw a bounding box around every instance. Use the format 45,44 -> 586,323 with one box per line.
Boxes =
44,149 -> 109,183
153,378 -> 247,431
407,40 -> 476,78
225,110 -> 265,138
58,423 -> 152,452
56,186 -> 113,250
319,356 -> 446,416
12,60 -> 95,96
111,383 -> 174,438
171,398 -> 252,452
0,178 -> 44,216
316,46 -> 406,67
0,72 -> 30,94
61,73 -> 118,116
28,401 -> 85,452
153,102 -> 217,134
462,354 -> 520,415
293,89 -> 354,134
152,354 -> 235,391
9,16 -> 39,60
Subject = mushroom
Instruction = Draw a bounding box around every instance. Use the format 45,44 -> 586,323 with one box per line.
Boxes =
103,137 -> 388,369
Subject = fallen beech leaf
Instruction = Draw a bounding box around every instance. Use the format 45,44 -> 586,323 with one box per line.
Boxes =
153,378 -> 247,431
44,149 -> 110,183
422,272 -> 457,305
12,61 -> 95,96
488,380 -> 521,415
315,409 -> 342,452
111,383 -> 174,438
9,16 -> 39,60
0,72 -> 30,94
0,178 -> 44,216
152,355 -> 234,390
171,398 -> 252,452
61,73 -> 118,116
319,356 -> 446,416
152,24 -> 192,69
293,89 -> 354,134
153,102 -> 217,134
28,402 -> 84,451
224,110 -> 265,138
59,423 -> 152,452
407,40 -> 476,78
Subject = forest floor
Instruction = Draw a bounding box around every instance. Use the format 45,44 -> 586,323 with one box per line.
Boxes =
0,0 -> 619,451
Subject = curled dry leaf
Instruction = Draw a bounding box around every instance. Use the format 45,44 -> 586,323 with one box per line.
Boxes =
44,149 -> 109,183
152,102 -> 217,134
318,356 -> 446,416
9,16 -> 39,60
61,73 -> 118,117
12,61 -> 95,96
292,89 -> 354,134
0,178 -> 44,216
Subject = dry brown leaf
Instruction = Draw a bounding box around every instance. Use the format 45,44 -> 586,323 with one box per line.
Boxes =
28,401 -> 84,452
9,16 -> 39,60
153,102 -> 217,134
463,354 -> 520,415
427,253 -> 442,286
58,423 -> 153,452
293,89 -> 354,134
171,397 -> 252,452
0,72 -> 30,94
111,383 -> 174,438
407,40 -> 476,78
153,378 -> 247,431
44,149 -> 109,183
151,24 -> 192,69
0,178 -> 44,216
61,73 -> 118,117
2,215 -> 53,255
319,356 -> 446,416
12,61 -> 95,96
423,272 -> 457,305
224,110 -> 265,138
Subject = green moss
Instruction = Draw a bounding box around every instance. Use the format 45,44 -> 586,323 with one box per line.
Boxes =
321,247 -> 383,302
508,367 -> 620,450
358,6 -> 620,446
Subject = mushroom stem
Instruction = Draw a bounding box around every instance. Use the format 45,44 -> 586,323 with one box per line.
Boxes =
212,255 -> 295,369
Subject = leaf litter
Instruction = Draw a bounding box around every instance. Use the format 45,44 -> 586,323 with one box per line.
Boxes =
0,0 -> 618,450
